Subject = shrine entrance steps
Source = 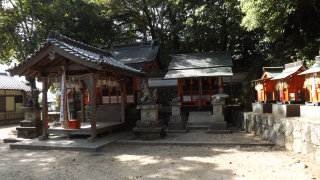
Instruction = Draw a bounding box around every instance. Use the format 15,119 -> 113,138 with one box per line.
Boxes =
187,111 -> 212,130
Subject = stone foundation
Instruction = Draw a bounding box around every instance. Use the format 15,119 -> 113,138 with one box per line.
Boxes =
133,104 -> 166,139
17,107 -> 42,139
272,104 -> 301,118
252,103 -> 273,114
234,111 -> 320,161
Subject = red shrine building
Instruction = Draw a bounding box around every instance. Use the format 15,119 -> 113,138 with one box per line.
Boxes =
271,61 -> 308,102
84,39 -> 161,105
298,56 -> 320,103
252,67 -> 283,102
163,51 -> 233,111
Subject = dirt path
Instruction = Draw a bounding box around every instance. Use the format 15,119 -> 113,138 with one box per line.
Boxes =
0,125 -> 320,180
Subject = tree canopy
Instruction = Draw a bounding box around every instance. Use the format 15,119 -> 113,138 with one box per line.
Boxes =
1,0 -> 320,75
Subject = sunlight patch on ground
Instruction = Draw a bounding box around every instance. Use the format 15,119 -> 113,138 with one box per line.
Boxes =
115,154 -> 158,165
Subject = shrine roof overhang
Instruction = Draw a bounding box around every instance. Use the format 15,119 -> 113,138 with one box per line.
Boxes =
108,46 -> 158,64
163,67 -> 233,80
167,51 -> 233,70
6,31 -> 145,78
264,71 -> 283,78
272,61 -> 307,80
298,61 -> 320,75
251,78 -> 272,82
262,67 -> 284,72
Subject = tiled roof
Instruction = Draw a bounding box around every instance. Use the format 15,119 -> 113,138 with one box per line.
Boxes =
164,51 -> 233,79
164,67 -> 233,79
6,31 -> 144,76
272,61 -> 306,80
109,46 -> 158,64
265,71 -> 283,78
0,73 -> 31,91
298,61 -> 320,75
252,67 -> 283,82
168,51 -> 233,70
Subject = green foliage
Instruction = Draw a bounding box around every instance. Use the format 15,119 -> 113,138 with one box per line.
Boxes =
240,0 -> 320,63
0,0 -> 115,64
1,0 -> 320,106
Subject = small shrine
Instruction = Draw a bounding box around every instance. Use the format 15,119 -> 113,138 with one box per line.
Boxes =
272,61 -> 307,102
252,67 -> 283,113
163,51 -> 233,130
298,56 -> 320,120
271,61 -> 307,118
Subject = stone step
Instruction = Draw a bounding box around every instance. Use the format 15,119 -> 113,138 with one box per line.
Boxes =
187,122 -> 211,126
189,111 -> 212,116
187,126 -> 210,130
188,116 -> 212,122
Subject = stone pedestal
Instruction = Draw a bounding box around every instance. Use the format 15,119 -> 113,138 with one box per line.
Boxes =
300,105 -> 320,121
272,104 -> 301,118
133,104 -> 166,139
206,93 -> 230,134
16,107 -> 43,139
252,102 -> 272,114
167,101 -> 188,133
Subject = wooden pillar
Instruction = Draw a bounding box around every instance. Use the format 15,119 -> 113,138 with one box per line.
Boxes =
198,78 -> 203,110
42,78 -> 48,138
120,81 -> 125,123
88,74 -> 96,142
22,91 -> 26,107
80,89 -> 85,122
4,90 -> 6,124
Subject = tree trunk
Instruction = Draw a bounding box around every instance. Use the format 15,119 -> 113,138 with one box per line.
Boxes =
142,0 -> 156,39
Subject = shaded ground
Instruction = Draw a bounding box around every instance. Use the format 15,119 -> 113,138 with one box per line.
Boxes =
0,124 -> 320,180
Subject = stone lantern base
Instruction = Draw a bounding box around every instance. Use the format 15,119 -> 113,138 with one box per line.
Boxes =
206,93 -> 230,134
133,104 -> 166,139
166,101 -> 188,133
16,107 -> 43,139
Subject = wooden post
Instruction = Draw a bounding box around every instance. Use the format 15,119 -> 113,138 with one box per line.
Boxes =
80,88 -> 85,122
88,74 -> 96,142
198,78 -> 203,110
42,78 -> 48,139
120,81 -> 125,123
4,90 -> 6,124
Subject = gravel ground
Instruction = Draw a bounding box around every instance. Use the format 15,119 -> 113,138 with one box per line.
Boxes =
1,124 -> 320,180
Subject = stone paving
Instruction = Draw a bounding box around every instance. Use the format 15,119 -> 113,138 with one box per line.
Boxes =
1,124 -> 274,152
9,131 -> 132,152
117,129 -> 275,146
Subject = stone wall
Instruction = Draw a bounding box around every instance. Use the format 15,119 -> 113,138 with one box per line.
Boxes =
234,111 -> 320,161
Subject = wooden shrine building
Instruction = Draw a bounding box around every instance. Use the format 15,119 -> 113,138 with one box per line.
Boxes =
163,51 -> 233,111
252,67 -> 283,102
6,31 -> 145,142
83,39 -> 161,106
0,73 -> 31,125
298,56 -> 320,104
271,61 -> 307,102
